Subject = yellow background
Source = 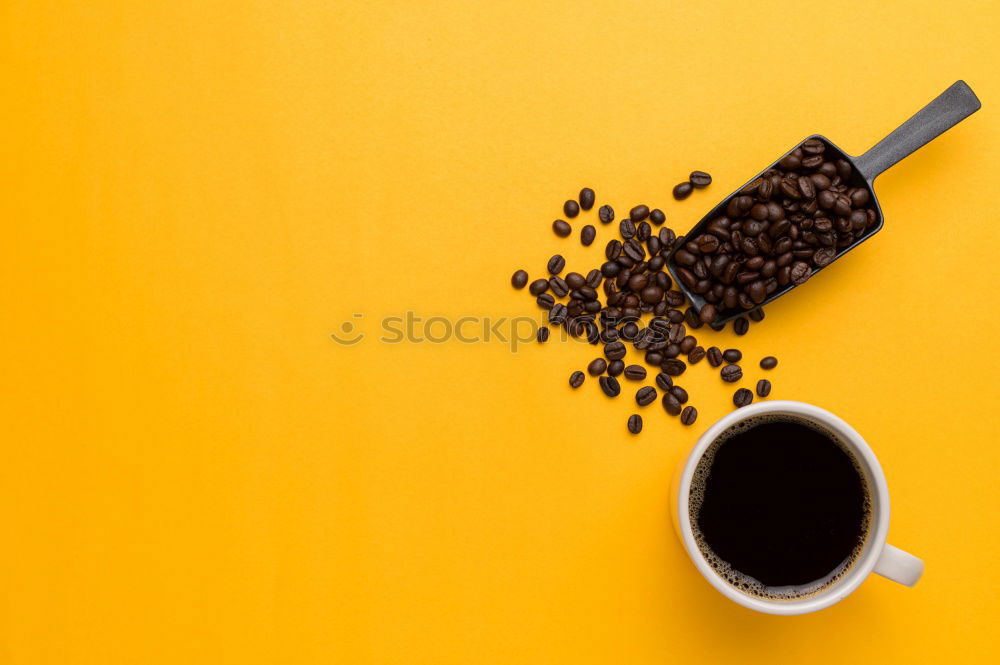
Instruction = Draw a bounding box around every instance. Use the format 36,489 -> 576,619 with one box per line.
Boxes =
2,1 -> 999,662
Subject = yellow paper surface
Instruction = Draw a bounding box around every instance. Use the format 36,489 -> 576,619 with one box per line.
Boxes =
2,1 -> 999,662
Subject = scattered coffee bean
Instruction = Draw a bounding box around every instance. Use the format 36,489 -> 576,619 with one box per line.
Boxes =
680,406 -> 698,425
649,209 -> 666,226
549,275 -> 568,297
629,205 -> 650,222
569,371 -> 585,388
553,219 -> 571,237
529,278 -> 549,296
760,356 -> 778,369
599,375 -> 621,397
580,225 -> 596,246
588,358 -> 608,376
537,326 -> 549,343
598,204 -> 615,223
608,360 -> 625,377
604,341 -> 626,361
619,219 -> 636,240
579,187 -> 595,211
673,181 -> 693,200
662,392 -> 682,416
655,372 -> 673,391
722,349 -> 742,363
536,293 -> 555,309
564,199 -> 580,218
688,346 -> 706,364
748,307 -> 765,322
511,270 -> 528,288
707,346 -> 723,367
662,358 -> 687,376
624,365 -> 647,380
756,379 -> 771,397
627,414 -> 643,434
720,364 -> 743,382
549,303 -> 568,325
733,317 -> 749,336
689,171 -> 712,188
733,388 -> 753,408
636,386 -> 657,406
670,385 -> 688,404
547,254 -> 566,274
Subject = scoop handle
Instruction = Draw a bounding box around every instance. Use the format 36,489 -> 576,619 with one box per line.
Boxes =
854,80 -> 980,183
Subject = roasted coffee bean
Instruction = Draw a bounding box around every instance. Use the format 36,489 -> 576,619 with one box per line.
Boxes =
552,219 -> 572,237
629,205 -> 650,222
720,364 -> 743,382
536,293 -> 555,309
549,303 -> 568,325
636,221 -> 651,242
511,270 -> 528,288
565,272 -> 585,289
650,208 -> 666,226
604,341 -> 626,360
722,348 -> 742,363
790,261 -> 811,284
529,278 -> 549,296
707,346 -> 723,367
624,241 -> 646,262
733,317 -> 749,335
688,346 -> 706,364
607,360 -> 625,377
680,406 -> 698,426
585,269 -> 602,288
549,276 -> 568,297
662,392 -> 682,416
579,187 -> 595,211
536,326 -> 549,343
670,385 -> 688,404
598,205 -> 615,224
580,225 -> 596,246
605,239 -> 622,260
627,414 -> 643,434
564,200 -> 580,218
760,356 -> 778,369
599,375 -> 621,397
679,335 -> 697,354
636,386 -> 657,406
756,379 -> 772,397
699,303 -> 717,323
690,171 -> 712,188
587,358 -> 608,376
655,372 -> 673,390
547,254 -> 566,274
662,358 -> 686,376
748,307 -> 765,322
620,219 -> 637,240
569,371 -> 585,388
673,181 -> 694,200
733,388 -> 753,408
624,365 -> 647,381
813,247 -> 835,267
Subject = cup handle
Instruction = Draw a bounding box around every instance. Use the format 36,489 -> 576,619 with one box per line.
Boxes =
873,544 -> 924,586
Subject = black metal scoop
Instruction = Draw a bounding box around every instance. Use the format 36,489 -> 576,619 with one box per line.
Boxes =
667,80 -> 981,325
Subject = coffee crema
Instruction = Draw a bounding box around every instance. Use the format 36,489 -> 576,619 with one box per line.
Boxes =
689,415 -> 872,600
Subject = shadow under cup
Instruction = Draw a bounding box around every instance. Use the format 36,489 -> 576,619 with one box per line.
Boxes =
673,401 -> 894,615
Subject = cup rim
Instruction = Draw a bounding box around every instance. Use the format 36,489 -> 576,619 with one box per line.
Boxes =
676,400 -> 891,615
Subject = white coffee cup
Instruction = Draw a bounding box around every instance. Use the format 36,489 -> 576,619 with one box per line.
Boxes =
671,400 -> 923,615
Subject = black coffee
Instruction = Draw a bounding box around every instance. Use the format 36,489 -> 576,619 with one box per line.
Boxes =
690,416 -> 870,600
